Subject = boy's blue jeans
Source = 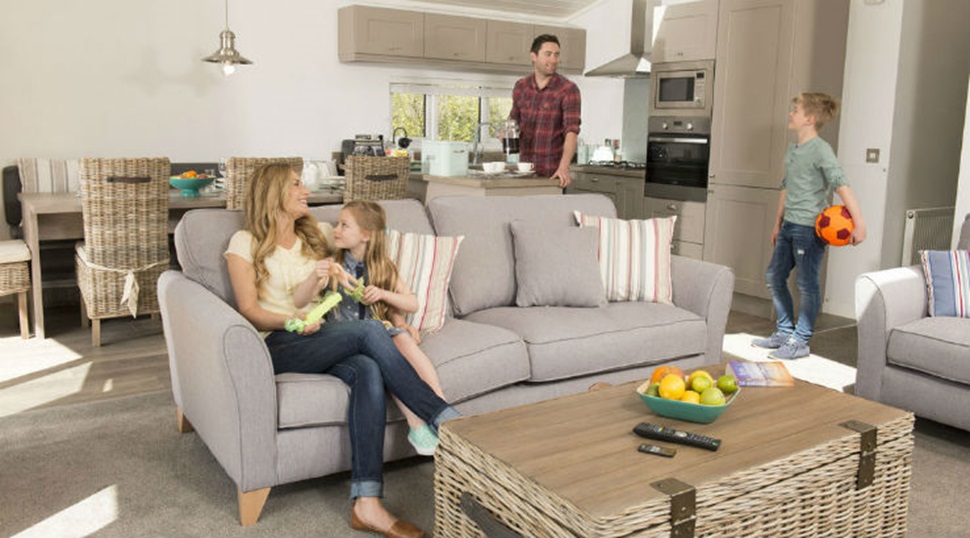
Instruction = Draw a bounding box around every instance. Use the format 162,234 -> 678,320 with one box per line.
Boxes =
264,319 -> 459,500
764,221 -> 827,344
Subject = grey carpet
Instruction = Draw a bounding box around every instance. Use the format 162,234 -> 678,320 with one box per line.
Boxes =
2,390 -> 968,537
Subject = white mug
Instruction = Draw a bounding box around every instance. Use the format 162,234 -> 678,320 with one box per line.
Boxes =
518,162 -> 534,173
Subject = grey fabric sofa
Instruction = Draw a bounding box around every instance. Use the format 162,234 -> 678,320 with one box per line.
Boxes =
855,213 -> 970,432
159,194 -> 735,524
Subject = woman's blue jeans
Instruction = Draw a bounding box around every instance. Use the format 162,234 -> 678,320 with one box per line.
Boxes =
764,221 -> 827,344
264,319 -> 459,499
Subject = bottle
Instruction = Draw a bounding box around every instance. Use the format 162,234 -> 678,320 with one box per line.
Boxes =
503,119 -> 520,163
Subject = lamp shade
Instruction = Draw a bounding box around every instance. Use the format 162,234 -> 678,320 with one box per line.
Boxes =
202,29 -> 253,66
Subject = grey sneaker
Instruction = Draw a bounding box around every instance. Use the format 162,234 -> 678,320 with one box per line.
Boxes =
751,332 -> 790,349
407,424 -> 439,456
769,337 -> 810,360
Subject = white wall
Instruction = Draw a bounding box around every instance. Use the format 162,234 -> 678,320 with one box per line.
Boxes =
954,78 -> 970,246
824,0 -> 970,318
0,0 -> 625,234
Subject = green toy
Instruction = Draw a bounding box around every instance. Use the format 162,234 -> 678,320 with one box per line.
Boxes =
285,291 -> 343,333
348,277 -> 366,303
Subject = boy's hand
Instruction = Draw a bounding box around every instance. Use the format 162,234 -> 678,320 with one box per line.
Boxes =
771,223 -> 781,246
851,221 -> 867,245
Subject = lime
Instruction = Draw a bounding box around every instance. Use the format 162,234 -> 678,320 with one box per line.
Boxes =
717,374 -> 738,394
646,382 -> 660,397
690,375 -> 713,393
699,387 -> 726,406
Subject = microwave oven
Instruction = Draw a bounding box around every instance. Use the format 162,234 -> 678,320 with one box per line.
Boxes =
649,60 -> 714,117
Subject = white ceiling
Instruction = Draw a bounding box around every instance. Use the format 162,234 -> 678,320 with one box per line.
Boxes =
418,0 -> 596,19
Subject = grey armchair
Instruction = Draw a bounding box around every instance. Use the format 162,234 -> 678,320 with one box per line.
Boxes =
855,213 -> 970,432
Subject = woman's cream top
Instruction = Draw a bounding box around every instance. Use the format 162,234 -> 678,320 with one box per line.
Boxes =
224,222 -> 334,337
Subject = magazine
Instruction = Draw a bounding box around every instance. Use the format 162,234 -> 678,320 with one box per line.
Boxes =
728,361 -> 795,387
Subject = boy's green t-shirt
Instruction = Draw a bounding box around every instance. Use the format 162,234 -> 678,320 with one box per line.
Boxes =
780,136 -> 848,227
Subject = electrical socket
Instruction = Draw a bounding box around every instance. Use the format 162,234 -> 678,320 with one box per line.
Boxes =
866,148 -> 880,163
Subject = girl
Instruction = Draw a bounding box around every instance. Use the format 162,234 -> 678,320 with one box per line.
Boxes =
298,201 -> 447,456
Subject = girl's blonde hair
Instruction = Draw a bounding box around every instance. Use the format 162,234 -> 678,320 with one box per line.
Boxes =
336,200 -> 400,322
244,163 -> 331,294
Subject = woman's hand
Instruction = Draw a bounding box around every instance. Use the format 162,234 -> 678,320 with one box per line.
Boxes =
404,324 -> 421,345
360,285 -> 385,305
315,258 -> 334,288
298,320 -> 321,335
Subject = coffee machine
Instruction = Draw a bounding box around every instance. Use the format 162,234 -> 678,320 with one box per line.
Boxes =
502,119 -> 520,164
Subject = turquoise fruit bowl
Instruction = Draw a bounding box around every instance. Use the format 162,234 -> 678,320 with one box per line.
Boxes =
169,176 -> 214,197
635,381 -> 740,424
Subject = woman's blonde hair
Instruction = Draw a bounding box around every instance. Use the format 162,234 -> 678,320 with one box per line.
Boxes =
336,200 -> 400,322
244,163 -> 331,293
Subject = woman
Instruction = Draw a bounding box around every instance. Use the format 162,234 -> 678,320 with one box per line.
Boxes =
224,163 -> 456,538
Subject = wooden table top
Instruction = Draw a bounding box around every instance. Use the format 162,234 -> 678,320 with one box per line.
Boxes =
442,367 -> 911,519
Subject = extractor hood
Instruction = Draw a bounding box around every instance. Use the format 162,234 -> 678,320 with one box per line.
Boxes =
583,0 -> 655,78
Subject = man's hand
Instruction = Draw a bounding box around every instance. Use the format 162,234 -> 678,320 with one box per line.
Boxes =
551,163 -> 571,188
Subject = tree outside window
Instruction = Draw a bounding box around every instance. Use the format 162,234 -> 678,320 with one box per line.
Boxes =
390,83 -> 513,146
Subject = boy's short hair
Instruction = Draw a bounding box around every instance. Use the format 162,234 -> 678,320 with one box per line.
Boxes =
794,92 -> 840,130
531,34 -> 560,54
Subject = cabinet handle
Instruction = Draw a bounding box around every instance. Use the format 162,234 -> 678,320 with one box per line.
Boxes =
666,203 -> 678,211
591,177 -> 599,182
708,173 -> 715,178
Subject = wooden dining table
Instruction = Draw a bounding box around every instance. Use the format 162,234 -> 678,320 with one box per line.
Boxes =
20,189 -> 343,339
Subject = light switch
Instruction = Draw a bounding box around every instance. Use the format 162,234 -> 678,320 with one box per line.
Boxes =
866,148 -> 880,163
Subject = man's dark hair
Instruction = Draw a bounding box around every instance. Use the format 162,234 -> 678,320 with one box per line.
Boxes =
530,34 -> 560,54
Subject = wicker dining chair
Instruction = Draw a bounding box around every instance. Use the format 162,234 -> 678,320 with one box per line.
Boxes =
0,240 -> 31,338
225,157 -> 304,210
343,156 -> 409,202
75,157 -> 171,346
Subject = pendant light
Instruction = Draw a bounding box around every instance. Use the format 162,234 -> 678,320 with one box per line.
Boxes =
202,0 -> 252,76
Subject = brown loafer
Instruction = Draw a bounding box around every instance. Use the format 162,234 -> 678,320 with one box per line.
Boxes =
351,506 -> 425,538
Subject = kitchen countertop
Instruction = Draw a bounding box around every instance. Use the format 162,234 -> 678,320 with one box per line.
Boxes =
419,173 -> 560,188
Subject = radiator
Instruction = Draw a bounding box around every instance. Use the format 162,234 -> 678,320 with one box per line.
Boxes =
901,207 -> 955,266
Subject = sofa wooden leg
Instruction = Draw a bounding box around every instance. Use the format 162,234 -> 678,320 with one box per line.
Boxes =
238,487 -> 271,526
176,407 -> 194,433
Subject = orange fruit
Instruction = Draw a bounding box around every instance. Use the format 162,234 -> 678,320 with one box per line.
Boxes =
650,365 -> 686,385
658,374 -> 686,400
680,390 -> 701,404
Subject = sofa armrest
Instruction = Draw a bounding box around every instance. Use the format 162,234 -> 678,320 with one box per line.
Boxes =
854,265 -> 927,400
670,255 -> 735,362
158,270 -> 279,492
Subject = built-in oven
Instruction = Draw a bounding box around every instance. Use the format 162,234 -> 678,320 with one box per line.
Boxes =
649,60 -> 715,118
645,115 -> 710,202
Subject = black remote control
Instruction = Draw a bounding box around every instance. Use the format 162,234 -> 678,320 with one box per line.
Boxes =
638,443 -> 676,458
633,422 -> 721,451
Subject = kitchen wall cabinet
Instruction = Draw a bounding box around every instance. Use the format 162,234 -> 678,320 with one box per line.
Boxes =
425,14 -> 487,62
644,197 -> 706,260
568,172 -> 643,220
535,25 -> 587,71
339,6 -> 584,74
651,0 -> 719,63
703,0 -> 848,298
486,21 -> 533,66
338,6 -> 424,60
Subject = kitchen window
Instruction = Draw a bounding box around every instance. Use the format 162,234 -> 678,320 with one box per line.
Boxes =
390,83 -> 512,147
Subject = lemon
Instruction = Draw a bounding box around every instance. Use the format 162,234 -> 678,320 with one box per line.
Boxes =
680,390 -> 701,404
658,374 -> 686,400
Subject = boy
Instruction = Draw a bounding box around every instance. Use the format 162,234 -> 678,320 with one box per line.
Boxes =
752,92 -> 866,359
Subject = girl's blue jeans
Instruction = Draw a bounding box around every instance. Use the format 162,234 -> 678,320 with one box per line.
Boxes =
764,221 -> 827,344
264,319 -> 459,499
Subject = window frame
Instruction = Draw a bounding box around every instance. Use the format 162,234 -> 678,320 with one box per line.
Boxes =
390,82 -> 513,149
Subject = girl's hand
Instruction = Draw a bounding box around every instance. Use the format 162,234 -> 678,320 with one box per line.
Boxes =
404,324 -> 421,345
360,285 -> 385,305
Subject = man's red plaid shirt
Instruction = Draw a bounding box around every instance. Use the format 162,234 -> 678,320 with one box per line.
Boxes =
510,73 -> 582,178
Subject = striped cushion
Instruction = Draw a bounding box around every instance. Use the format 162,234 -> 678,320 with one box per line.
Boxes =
573,212 -> 676,304
17,158 -> 80,194
921,250 -> 970,318
386,230 -> 464,332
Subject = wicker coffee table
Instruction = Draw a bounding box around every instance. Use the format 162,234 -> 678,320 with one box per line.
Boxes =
434,369 -> 914,538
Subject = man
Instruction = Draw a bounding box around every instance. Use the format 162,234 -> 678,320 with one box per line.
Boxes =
509,34 -> 582,188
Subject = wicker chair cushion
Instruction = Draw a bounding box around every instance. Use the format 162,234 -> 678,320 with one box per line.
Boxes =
0,240 -> 31,263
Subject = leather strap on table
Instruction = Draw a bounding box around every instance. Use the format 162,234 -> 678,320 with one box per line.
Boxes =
651,477 -> 696,538
840,420 -> 877,489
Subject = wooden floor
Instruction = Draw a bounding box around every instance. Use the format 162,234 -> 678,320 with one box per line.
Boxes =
0,299 -> 855,417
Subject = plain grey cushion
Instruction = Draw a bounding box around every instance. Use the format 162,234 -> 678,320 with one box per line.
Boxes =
887,317 -> 970,385
510,220 -> 606,308
466,301 -> 707,382
428,194 -> 616,316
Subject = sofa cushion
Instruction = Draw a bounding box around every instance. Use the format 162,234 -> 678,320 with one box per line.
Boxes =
920,250 -> 970,318
510,220 -> 605,308
574,212 -> 676,304
274,317 -> 529,429
174,199 -> 435,308
465,302 -> 707,382
887,317 -> 970,385
386,230 -> 463,332
428,194 -> 616,316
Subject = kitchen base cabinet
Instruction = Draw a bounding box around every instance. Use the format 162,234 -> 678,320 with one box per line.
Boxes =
568,172 -> 643,220
644,196 -> 705,260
